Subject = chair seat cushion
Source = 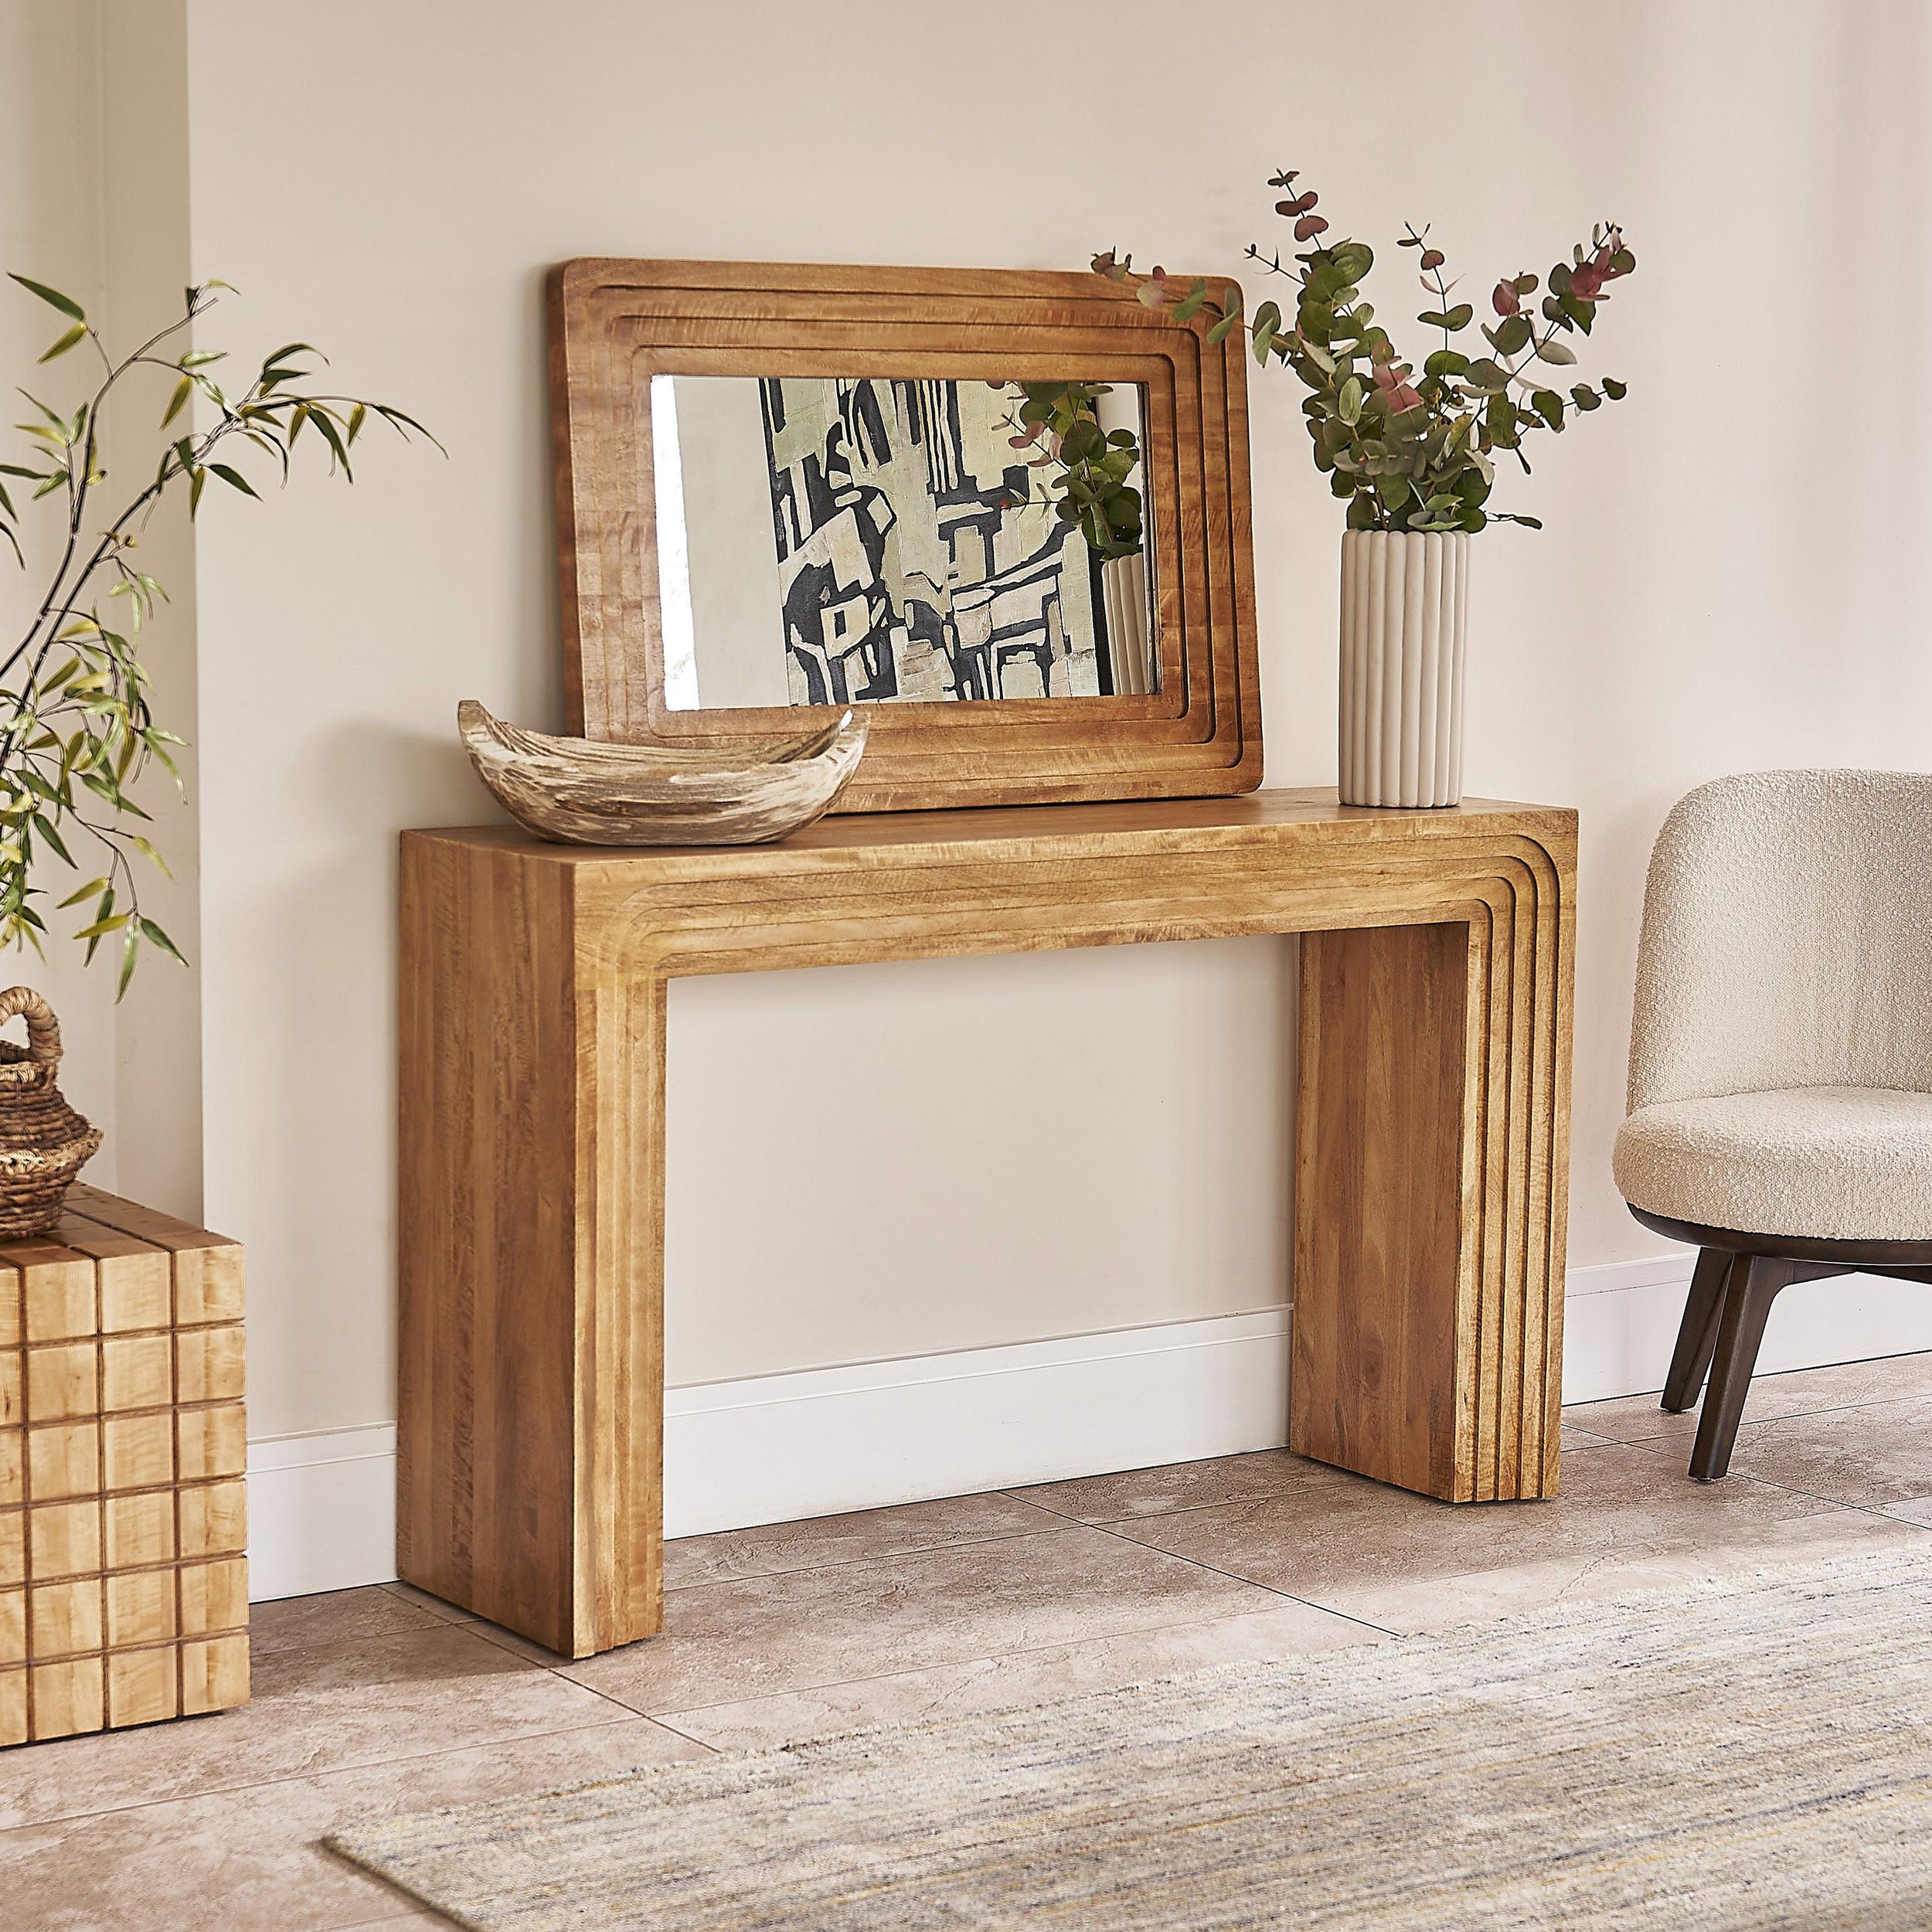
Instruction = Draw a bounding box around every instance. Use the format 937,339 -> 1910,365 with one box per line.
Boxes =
1614,1085 -> 1932,1241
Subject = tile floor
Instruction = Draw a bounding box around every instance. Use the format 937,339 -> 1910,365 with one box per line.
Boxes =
11,1351 -> 1932,1928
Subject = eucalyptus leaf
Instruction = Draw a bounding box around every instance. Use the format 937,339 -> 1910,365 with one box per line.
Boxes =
1328,242 -> 1373,284
1172,277 -> 1209,323
1094,171 -> 1631,540
1491,315 -> 1532,356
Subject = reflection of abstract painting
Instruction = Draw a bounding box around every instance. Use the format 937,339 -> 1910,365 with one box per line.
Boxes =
760,379 -> 1111,705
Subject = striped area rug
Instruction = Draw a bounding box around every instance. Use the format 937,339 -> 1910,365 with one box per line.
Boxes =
328,1546 -> 1932,1930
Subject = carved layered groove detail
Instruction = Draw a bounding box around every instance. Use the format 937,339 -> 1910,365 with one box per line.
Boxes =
399,794 -> 1576,1657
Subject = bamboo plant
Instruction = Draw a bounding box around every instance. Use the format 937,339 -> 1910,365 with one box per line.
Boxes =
0,275 -> 434,993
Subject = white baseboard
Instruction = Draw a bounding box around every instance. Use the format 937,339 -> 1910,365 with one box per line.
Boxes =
243,1310 -> 1290,1600
1560,1253 -> 1932,1406
247,1424 -> 398,1603
662,1308 -> 1292,1539
247,1266 -> 1932,1600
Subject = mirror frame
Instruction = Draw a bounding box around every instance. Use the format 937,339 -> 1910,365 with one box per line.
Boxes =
548,258 -> 1261,812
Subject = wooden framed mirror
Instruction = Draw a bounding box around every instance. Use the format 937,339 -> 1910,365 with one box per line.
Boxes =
548,259 -> 1261,811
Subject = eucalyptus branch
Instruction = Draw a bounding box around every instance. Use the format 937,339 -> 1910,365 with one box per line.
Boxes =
994,380 -> 1144,562
0,274 -> 436,992
1093,172 -> 1634,536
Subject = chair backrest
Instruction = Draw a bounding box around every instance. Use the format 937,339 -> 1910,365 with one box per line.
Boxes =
1628,770 -> 1932,1112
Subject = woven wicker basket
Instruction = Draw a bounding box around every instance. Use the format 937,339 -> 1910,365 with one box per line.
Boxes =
0,985 -> 102,1238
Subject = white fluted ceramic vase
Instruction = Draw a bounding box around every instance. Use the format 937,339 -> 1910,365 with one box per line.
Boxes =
1338,529 -> 1470,808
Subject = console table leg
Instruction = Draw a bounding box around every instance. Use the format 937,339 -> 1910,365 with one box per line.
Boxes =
1293,910 -> 1566,1503
397,838 -> 627,1658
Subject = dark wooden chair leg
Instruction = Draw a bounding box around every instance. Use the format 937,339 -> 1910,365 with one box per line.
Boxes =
1689,1256 -> 1797,1481
1662,1246 -> 1733,1413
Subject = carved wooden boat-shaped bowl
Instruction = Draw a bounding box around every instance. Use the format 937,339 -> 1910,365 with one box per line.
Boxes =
458,701 -> 868,846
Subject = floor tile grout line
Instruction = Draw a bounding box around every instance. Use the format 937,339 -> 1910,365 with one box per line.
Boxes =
655,1497 -> 1331,1604
1849,1499 -> 1932,1526
577,1594 -> 1399,1730
456,1618 -> 675,1720
1607,1434 -> 1932,1518
242,1609 -> 527,1668
662,1518 -> 1078,1594
376,1583 -> 479,1625
644,1712 -> 725,1753
249,1620 -> 455,1663
1039,1513 -> 1402,1639
0,1702 -> 694,1835
999,1492 -> 1107,1523
995,1482 -> 1337,1533
1563,1383 -> 1932,1447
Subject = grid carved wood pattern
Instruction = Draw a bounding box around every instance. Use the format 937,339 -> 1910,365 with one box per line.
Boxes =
0,1185 -> 247,1747
547,259 -> 1264,812
397,792 -> 1577,1658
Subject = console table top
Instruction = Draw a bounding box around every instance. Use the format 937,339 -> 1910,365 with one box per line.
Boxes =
404,787 -> 1575,871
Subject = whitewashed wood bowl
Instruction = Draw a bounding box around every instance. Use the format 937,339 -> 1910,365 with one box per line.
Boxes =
457,700 -> 868,845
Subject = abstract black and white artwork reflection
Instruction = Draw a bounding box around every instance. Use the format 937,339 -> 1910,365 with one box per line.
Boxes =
760,377 -> 1117,705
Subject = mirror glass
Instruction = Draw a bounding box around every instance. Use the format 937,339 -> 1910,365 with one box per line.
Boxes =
651,374 -> 1157,709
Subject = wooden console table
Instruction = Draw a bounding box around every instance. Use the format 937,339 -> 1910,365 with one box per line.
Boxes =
398,791 -> 1576,1658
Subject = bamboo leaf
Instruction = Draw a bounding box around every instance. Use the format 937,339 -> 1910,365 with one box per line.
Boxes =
207,462 -> 260,498
138,917 -> 186,966
9,274 -> 86,321
38,324 -> 87,363
309,407 -> 352,479
372,404 -> 443,452
130,835 -> 172,878
30,814 -> 71,866
161,376 -> 192,429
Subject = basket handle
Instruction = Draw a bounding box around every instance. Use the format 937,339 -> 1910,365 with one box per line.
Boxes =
0,987 -> 63,1066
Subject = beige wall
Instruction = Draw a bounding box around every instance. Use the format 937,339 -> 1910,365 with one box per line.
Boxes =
14,1 -> 1932,1439
0,0 -> 199,1209
0,2 -> 117,1162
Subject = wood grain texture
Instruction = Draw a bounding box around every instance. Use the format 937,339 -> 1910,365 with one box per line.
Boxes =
1294,923 -> 1471,1496
399,790 -> 1577,1658
547,259 -> 1262,813
0,1187 -> 247,1747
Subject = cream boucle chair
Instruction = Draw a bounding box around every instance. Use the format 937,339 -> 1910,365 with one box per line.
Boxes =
1614,770 -> 1932,1481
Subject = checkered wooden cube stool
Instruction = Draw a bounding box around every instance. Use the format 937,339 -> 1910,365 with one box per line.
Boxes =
1,1185 -> 247,1745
